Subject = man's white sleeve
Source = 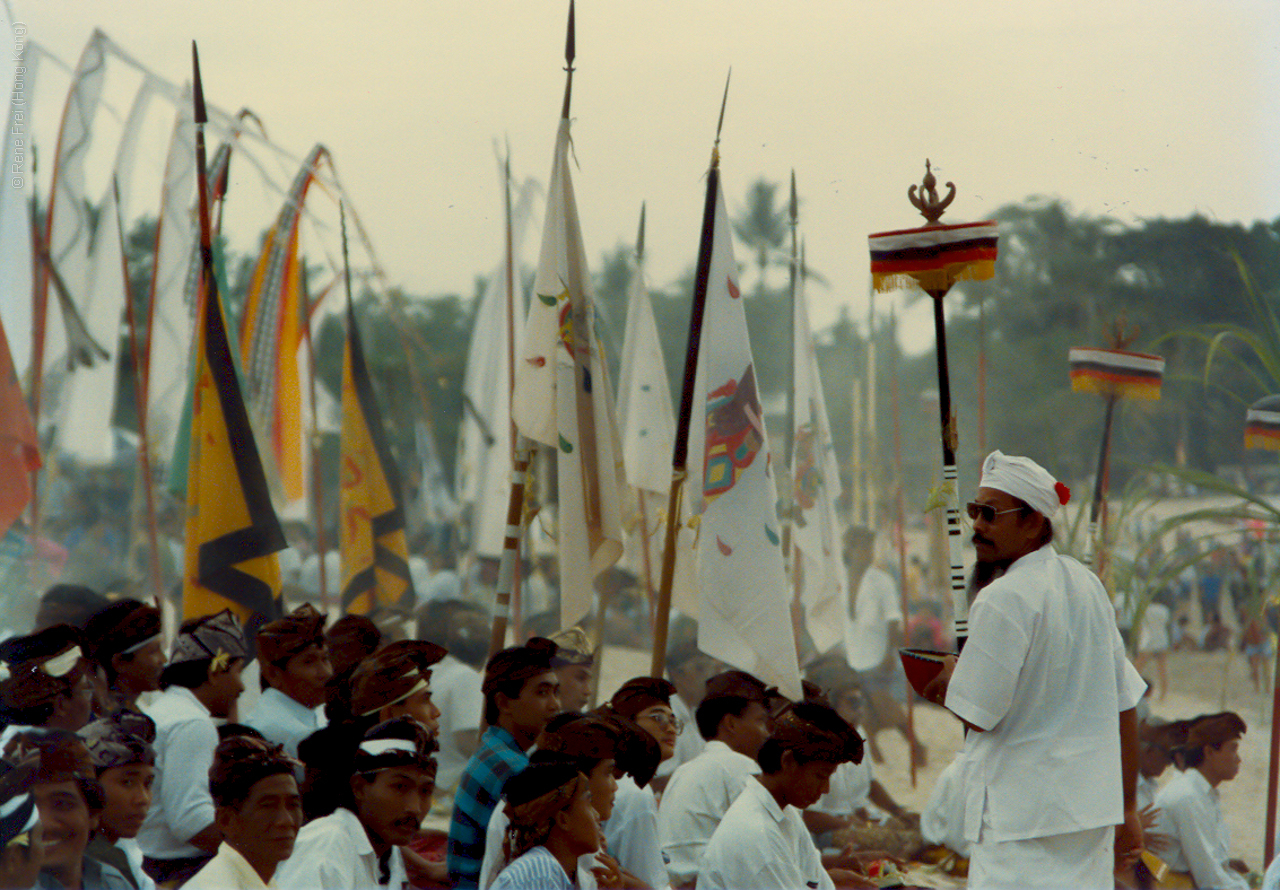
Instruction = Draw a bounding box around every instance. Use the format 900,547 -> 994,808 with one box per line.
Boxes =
160,718 -> 218,842
945,592 -> 1030,730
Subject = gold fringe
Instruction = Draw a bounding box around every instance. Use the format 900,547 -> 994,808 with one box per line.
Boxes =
871,259 -> 996,295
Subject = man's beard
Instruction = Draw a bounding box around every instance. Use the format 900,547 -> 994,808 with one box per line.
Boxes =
968,558 -> 1010,603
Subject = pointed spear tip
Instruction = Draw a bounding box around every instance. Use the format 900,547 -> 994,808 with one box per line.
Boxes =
565,0 -> 576,66
637,202 -> 646,260
790,170 -> 798,222
191,41 -> 207,125
711,68 -> 731,168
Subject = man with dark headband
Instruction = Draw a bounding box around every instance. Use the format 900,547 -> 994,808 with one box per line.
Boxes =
0,625 -> 95,746
490,762 -> 601,890
699,701 -> 865,890
185,737 -> 302,890
79,712 -> 157,890
448,637 -> 560,890
478,711 -> 659,889
297,639 -> 445,822
279,717 -> 436,890
245,605 -> 333,757
83,601 -> 164,716
138,610 -> 248,885
923,451 -> 1146,889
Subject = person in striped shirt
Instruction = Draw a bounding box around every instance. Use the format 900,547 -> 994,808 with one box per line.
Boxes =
491,762 -> 602,890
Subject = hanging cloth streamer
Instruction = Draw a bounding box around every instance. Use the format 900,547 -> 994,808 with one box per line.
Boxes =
1069,347 -> 1165,401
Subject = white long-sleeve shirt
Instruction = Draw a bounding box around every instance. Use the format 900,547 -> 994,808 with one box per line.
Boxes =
699,777 -> 832,890
657,740 -> 758,886
1154,769 -> 1248,890
604,775 -> 668,890
244,687 -> 327,758
275,807 -> 406,890
139,686 -> 219,860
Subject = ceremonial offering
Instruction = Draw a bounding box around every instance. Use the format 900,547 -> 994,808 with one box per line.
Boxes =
898,648 -> 952,699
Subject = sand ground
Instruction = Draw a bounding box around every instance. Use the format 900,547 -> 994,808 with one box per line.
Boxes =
596,645 -> 1277,872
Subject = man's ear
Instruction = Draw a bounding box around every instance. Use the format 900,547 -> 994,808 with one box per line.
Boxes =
350,773 -> 367,807
494,691 -> 511,717
261,662 -> 283,689
779,748 -> 797,773
213,805 -> 236,837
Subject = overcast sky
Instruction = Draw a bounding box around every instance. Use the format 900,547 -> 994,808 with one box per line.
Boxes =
9,0 -> 1280,356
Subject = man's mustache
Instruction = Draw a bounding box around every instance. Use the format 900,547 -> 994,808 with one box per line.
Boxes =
971,532 -> 993,547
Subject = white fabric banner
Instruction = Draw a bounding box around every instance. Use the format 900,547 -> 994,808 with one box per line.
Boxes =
686,172 -> 801,699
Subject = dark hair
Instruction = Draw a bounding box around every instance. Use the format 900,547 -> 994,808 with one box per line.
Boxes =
755,737 -> 838,773
159,659 -> 212,691
1013,499 -> 1055,547
41,775 -> 106,813
208,738 -> 297,810
694,695 -> 754,741
484,674 -> 532,726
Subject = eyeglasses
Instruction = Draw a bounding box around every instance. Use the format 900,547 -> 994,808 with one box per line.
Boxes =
965,502 -> 1022,523
638,710 -> 684,734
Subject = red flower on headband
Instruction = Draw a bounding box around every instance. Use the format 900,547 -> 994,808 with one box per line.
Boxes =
1054,481 -> 1070,505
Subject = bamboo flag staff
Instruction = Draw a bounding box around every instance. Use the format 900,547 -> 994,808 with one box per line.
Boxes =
1067,325 -> 1164,578
1245,394 -> 1280,865
650,74 -> 802,698
867,161 -> 998,651
780,172 -> 798,587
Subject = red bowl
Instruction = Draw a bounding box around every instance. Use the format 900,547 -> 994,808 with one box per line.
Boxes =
898,648 -> 954,699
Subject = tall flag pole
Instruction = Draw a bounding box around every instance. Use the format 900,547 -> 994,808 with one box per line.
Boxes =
651,74 -> 802,699
501,145 -> 526,640
1068,330 -> 1164,578
512,0 -> 625,631
791,239 -> 845,655
338,204 -> 415,617
781,172 -> 798,603
1246,394 -> 1280,865
889,300 -> 917,786
868,160 -> 998,651
183,43 -> 286,634
112,176 -> 163,604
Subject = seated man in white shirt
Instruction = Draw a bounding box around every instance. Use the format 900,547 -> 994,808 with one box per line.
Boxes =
79,711 -> 159,890
652,624 -> 720,789
1153,712 -> 1250,890
416,599 -> 487,802
657,670 -> 772,888
186,736 -> 302,890
699,700 -> 866,890
277,717 -> 436,890
139,610 -> 248,886
245,604 -> 333,757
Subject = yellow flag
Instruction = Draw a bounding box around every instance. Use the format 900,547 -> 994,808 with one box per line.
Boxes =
182,262 -> 286,631
339,301 -> 414,615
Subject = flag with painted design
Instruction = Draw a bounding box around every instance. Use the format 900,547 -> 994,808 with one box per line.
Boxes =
339,299 -> 415,616
685,170 -> 801,699
791,263 -> 845,653
182,247 -> 285,635
511,117 -> 625,626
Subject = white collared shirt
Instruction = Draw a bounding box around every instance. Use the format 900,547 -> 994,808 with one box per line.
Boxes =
920,754 -> 971,857
1153,769 -> 1248,890
117,838 -> 157,890
431,655 -> 484,794
479,803 -> 597,890
275,807 -> 407,890
244,687 -> 327,758
657,739 -> 760,885
699,777 -> 832,890
185,842 -> 277,890
844,564 -> 902,672
604,774 -> 668,890
654,695 -> 704,780
810,743 -> 872,817
945,545 -> 1146,843
139,686 -> 219,860
1137,773 -> 1159,812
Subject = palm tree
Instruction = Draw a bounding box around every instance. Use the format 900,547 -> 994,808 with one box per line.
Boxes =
732,179 -> 788,297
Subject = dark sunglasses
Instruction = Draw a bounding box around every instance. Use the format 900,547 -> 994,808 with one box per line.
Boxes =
965,502 -> 1022,523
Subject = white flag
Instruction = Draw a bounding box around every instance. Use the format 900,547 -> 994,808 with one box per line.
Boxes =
512,118 -> 625,626
456,173 -> 538,557
791,264 -> 845,653
686,172 -> 801,699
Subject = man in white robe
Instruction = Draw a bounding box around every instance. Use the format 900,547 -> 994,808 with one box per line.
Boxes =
924,450 -> 1146,890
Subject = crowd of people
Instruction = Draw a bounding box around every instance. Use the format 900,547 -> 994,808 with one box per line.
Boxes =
0,449 -> 1270,890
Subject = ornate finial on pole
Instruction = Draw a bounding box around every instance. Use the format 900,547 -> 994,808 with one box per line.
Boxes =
560,0 -> 575,119
710,68 -> 731,170
908,159 -> 956,225
1110,314 -> 1138,350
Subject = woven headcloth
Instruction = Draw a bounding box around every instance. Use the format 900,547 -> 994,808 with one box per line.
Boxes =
500,760 -> 587,864
770,701 -> 864,765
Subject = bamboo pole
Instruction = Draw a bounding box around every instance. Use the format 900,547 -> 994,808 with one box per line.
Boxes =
890,302 -> 916,787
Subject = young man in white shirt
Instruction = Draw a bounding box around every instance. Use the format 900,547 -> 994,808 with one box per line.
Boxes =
699,701 -> 866,890
657,670 -> 771,888
245,605 -> 333,757
1153,712 -> 1249,890
277,717 -> 436,890
925,450 -> 1146,890
138,610 -> 248,886
186,737 -> 302,890
653,627 -> 720,787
